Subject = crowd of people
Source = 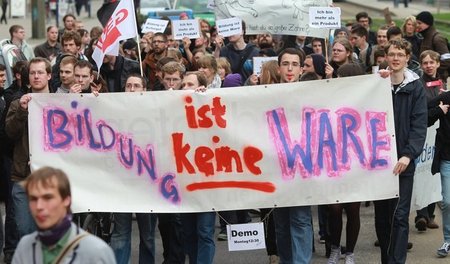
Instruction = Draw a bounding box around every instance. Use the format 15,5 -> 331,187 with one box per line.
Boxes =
0,4 -> 449,264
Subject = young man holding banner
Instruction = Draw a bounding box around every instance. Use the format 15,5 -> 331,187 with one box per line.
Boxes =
374,39 -> 427,264
273,48 -> 312,264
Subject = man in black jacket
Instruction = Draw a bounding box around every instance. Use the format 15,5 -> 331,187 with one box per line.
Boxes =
374,39 -> 427,264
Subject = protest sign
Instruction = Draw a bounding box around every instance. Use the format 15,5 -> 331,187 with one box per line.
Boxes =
29,75 -> 398,213
172,19 -> 201,40
216,17 -> 242,37
214,0 -> 333,38
141,18 -> 169,34
411,123 -> 442,210
309,7 -> 341,29
253,56 -> 278,76
227,223 -> 266,251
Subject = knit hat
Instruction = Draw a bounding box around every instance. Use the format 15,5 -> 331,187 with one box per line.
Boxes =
310,54 -> 326,79
416,11 -> 434,26
222,73 -> 242,88
333,27 -> 350,38
122,39 -> 137,50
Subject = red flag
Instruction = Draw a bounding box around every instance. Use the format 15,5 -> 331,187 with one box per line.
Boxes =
92,0 -> 137,71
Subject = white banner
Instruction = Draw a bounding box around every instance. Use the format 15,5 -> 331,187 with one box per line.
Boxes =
29,75 -> 398,213
411,123 -> 442,210
213,0 -> 333,37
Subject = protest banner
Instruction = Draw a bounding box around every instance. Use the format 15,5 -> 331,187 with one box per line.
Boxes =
309,7 -> 341,29
216,17 -> 242,37
141,18 -> 169,34
214,0 -> 332,38
253,56 -> 278,76
172,19 -> 201,40
29,75 -> 398,213
411,123 -> 442,210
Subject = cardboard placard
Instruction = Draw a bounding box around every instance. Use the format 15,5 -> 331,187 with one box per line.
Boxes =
172,19 -> 201,40
141,18 -> 169,34
309,7 -> 341,29
216,17 -> 243,37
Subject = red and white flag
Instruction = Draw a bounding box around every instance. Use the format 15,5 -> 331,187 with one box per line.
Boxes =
92,0 -> 137,71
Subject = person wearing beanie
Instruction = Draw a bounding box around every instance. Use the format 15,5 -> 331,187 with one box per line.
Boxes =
416,11 -> 450,83
303,54 -> 330,79
222,73 -> 242,88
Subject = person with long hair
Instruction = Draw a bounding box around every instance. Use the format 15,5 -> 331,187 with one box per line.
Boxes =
329,38 -> 358,78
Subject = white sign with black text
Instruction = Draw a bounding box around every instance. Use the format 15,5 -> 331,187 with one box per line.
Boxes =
227,222 -> 265,251
253,56 -> 278,76
141,18 -> 169,34
309,7 -> 341,29
172,19 -> 201,40
216,17 -> 242,37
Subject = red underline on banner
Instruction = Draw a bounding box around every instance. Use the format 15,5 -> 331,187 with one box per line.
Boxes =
186,181 -> 276,193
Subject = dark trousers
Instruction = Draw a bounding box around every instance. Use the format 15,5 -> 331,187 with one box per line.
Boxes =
0,3 -> 6,24
374,175 -> 413,264
261,208 -> 277,256
158,213 -> 185,264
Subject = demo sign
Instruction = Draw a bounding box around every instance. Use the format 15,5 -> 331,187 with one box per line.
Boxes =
227,223 -> 265,251
309,7 -> 341,29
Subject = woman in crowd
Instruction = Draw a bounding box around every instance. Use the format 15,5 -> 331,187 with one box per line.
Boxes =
217,57 -> 232,85
197,55 -> 222,89
402,16 -> 422,59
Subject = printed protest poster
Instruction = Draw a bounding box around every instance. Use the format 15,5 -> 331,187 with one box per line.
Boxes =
216,17 -> 242,37
309,7 -> 341,29
227,223 -> 265,251
172,19 -> 201,40
142,18 -> 169,34
29,75 -> 398,213
213,0 -> 333,37
411,123 -> 442,210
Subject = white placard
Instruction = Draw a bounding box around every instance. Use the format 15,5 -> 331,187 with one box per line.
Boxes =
253,56 -> 278,76
141,18 -> 169,34
216,17 -> 242,37
227,223 -> 266,251
172,19 -> 201,40
11,0 -> 26,17
309,7 -> 341,29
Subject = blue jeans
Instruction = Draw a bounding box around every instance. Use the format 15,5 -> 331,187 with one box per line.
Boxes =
274,206 -> 312,264
374,175 -> 413,264
181,212 -> 216,264
11,182 -> 36,239
110,213 -> 157,264
441,160 -> 450,242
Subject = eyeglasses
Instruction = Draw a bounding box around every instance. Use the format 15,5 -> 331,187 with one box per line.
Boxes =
387,53 -> 407,58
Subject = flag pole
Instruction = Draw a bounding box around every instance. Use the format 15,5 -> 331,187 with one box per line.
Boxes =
131,0 -> 144,77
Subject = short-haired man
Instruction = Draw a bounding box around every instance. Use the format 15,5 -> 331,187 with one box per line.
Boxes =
273,48 -> 313,264
355,12 -> 376,45
161,62 -> 184,90
142,32 -> 168,91
56,56 -> 77,93
374,39 -> 427,264
124,73 -> 147,92
9,25 -> 34,61
12,166 -> 116,263
58,14 -> 77,42
34,26 -> 62,61
5,58 -> 53,257
72,60 -> 94,93
351,24 -> 373,72
100,54 -> 140,92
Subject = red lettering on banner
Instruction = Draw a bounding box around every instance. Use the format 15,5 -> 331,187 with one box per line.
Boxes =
172,133 -> 263,177
96,9 -> 129,52
184,96 -> 227,128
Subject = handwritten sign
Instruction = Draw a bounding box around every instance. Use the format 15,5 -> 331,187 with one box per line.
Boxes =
253,56 -> 278,76
141,18 -> 169,34
227,223 -> 266,251
214,0 -> 333,38
28,75 -> 398,213
216,17 -> 242,37
172,19 -> 201,40
309,7 -> 341,29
